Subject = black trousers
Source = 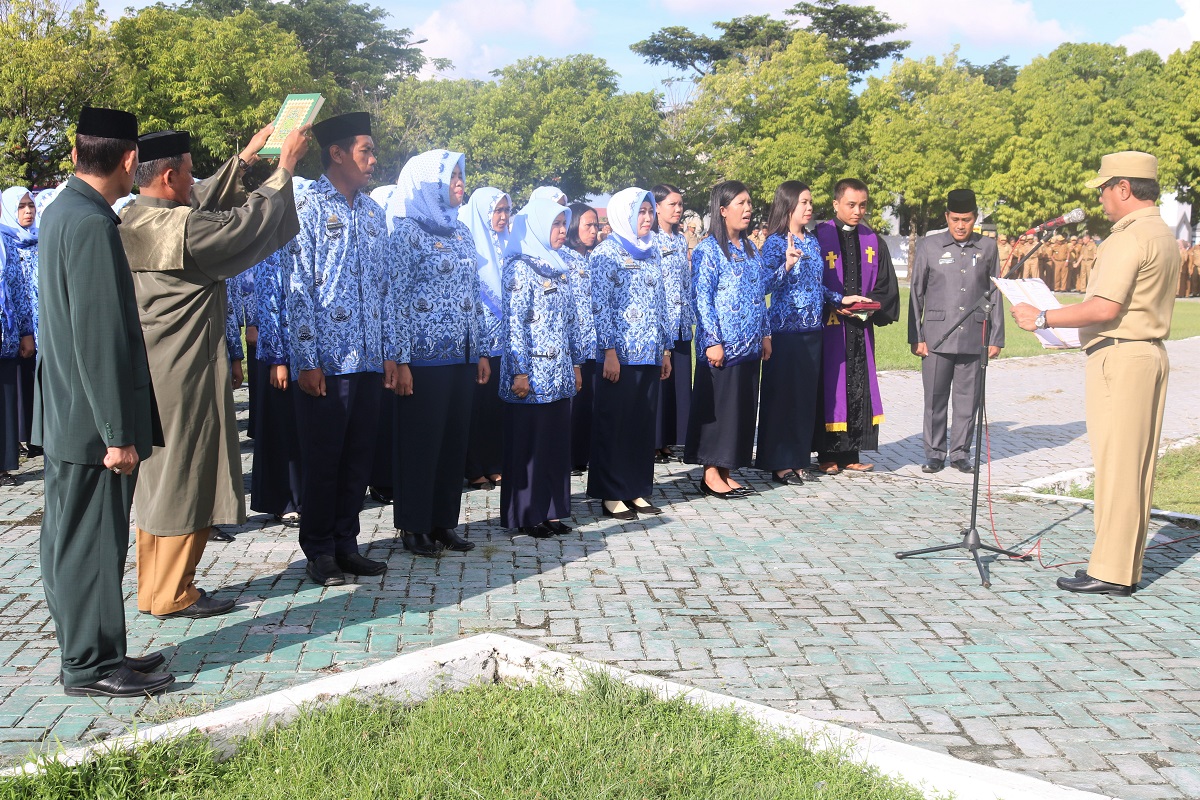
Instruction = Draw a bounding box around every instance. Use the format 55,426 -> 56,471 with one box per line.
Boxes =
587,364 -> 659,501
394,363 -> 476,534
293,372 -> 380,560
0,358 -> 18,471
245,342 -> 258,439
685,358 -> 760,469
370,386 -> 394,491
656,340 -> 693,449
17,352 -> 33,444
756,331 -> 821,472
250,362 -> 303,517
41,457 -> 136,687
570,360 -> 596,470
501,399 -> 572,528
464,366 -> 504,480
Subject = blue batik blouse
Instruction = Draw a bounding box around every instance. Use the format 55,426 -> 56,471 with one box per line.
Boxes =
691,236 -> 770,366
654,229 -> 694,343
500,253 -> 584,404
561,247 -> 597,362
759,232 -> 841,334
589,236 -> 671,365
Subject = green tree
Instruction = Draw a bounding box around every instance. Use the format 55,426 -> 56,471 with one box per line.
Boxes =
1156,42 -> 1200,215
786,0 -> 909,82
372,77 -> 485,182
0,0 -> 115,186
630,15 -> 792,78
110,6 -> 313,174
685,31 -> 853,212
853,52 -> 1015,235
961,56 -> 1019,90
985,43 -> 1165,234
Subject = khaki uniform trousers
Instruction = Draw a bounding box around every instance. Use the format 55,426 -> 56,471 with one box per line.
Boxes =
1085,340 -> 1169,586
136,528 -> 210,615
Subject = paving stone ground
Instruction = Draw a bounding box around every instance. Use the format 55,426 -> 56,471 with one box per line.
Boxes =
1,333 -> 1198,798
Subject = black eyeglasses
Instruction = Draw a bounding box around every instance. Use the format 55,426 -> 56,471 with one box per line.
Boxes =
1097,178 -> 1120,196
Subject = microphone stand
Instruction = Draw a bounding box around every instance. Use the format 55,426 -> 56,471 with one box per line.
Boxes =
894,233 -> 1048,587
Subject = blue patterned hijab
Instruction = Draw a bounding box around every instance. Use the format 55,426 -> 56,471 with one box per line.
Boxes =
0,187 -> 36,244
388,149 -> 466,236
529,186 -> 566,206
460,187 -> 510,319
607,187 -> 656,260
507,199 -> 571,275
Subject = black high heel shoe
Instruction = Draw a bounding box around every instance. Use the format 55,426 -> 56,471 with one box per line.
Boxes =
602,501 -> 638,521
546,520 -> 573,534
700,481 -> 733,499
518,523 -> 556,538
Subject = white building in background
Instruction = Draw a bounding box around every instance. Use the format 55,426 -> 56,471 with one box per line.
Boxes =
1159,192 -> 1194,243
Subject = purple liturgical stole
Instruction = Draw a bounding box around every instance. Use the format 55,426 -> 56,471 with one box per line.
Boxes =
815,220 -> 885,432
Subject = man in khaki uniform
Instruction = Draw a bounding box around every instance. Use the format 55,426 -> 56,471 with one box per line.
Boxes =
1046,233 -> 1071,291
1178,240 -> 1191,297
1189,243 -> 1200,296
1013,151 -> 1177,596
997,234 -> 1014,276
1076,234 -> 1098,291
1067,235 -> 1080,291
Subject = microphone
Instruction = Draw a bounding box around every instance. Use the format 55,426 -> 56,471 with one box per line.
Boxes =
1022,208 -> 1085,237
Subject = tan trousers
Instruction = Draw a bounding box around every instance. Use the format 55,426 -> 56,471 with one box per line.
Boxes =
136,528 -> 209,615
1085,341 -> 1169,586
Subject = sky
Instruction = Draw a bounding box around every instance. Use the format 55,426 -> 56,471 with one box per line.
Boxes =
383,0 -> 1200,91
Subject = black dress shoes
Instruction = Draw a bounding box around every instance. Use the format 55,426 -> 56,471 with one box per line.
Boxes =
922,459 -> 944,473
402,531 -> 444,557
627,498 -> 663,515
951,459 -> 974,473
570,467 -> 586,477
700,482 -> 734,500
772,471 -> 802,485
306,555 -> 347,586
125,652 -> 166,673
64,665 -> 175,698
154,592 -> 237,619
433,527 -> 475,552
545,520 -> 573,534
1057,573 -> 1133,596
368,486 -> 393,504
519,523 -> 556,538
336,552 -> 387,576
209,528 -> 235,542
602,501 -> 638,520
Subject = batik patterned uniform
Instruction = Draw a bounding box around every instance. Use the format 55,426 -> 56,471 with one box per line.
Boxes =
500,254 -> 584,403
655,230 -> 695,342
589,236 -> 671,364
561,247 -> 596,358
0,244 -> 32,358
254,250 -> 289,365
691,237 -> 770,366
286,175 -> 388,378
760,232 -> 838,333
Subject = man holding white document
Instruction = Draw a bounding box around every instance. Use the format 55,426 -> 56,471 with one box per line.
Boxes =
1012,151 -> 1178,597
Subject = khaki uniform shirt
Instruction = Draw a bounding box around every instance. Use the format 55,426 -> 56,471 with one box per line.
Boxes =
1079,206 -> 1179,350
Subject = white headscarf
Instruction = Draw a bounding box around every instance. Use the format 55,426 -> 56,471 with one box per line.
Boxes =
34,185 -> 61,228
459,187 -> 510,318
369,184 -> 397,228
529,186 -> 567,206
0,187 -> 35,243
387,149 -> 466,236
507,199 -> 571,275
606,187 -> 656,260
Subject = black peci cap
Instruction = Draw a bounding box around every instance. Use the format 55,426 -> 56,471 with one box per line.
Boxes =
947,188 -> 977,214
77,106 -> 139,141
312,112 -> 372,148
138,130 -> 191,162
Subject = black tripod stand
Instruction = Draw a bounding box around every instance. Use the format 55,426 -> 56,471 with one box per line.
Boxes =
894,236 -> 1048,587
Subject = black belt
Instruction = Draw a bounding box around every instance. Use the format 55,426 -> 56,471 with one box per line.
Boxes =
1084,337 -> 1160,356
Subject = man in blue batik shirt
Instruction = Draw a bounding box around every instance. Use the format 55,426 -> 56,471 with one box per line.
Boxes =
285,112 -> 388,587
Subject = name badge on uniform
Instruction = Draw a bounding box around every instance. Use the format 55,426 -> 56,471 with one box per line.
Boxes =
622,257 -> 640,269
938,251 -> 954,265
543,279 -> 558,295
661,247 -> 677,256
326,214 -> 344,234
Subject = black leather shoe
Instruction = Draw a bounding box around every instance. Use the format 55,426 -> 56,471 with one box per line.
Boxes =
570,467 -> 586,477
64,665 -> 174,698
336,552 -> 387,576
700,482 -> 734,500
951,459 -> 974,473
433,527 -> 475,552
518,523 -> 556,538
368,486 -> 393,504
772,471 -> 802,485
209,528 -> 235,542
305,555 -> 346,586
401,531 -> 443,557
602,501 -> 638,520
464,479 -> 493,492
0,473 -> 15,487
124,652 -> 165,673
546,520 -> 573,534
728,485 -> 754,497
154,592 -> 236,619
1056,574 -> 1133,596
922,459 -> 944,473
627,498 -> 663,515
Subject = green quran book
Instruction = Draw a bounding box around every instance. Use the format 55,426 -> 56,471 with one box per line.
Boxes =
260,93 -> 325,157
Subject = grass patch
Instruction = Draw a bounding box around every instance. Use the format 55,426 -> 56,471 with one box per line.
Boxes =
874,292 -> 1200,372
1,674 -> 932,800
1064,443 -> 1200,516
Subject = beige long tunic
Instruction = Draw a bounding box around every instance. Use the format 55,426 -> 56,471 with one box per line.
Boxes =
119,158 -> 298,535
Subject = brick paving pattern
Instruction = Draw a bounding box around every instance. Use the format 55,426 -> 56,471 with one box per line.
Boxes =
0,335 -> 1197,798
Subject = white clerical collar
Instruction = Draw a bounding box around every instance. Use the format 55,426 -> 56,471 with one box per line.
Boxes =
839,223 -> 855,232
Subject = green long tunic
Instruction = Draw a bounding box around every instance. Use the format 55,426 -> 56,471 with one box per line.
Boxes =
119,158 -> 297,536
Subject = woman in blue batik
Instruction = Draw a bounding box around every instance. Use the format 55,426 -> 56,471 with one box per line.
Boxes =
587,187 -> 672,521
529,186 -> 567,206
385,149 -> 489,558
651,183 -> 693,464
1,188 -> 39,457
755,181 -> 835,485
564,203 -> 599,475
500,199 -> 584,538
460,187 -> 511,491
685,180 -> 794,499
0,224 -> 34,486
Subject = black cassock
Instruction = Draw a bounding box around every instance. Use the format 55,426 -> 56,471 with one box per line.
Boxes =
816,224 -> 900,462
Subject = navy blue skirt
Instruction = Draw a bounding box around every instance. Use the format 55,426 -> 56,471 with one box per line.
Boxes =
501,398 -> 572,528
656,339 -> 692,449
755,330 -> 821,471
587,364 -> 659,501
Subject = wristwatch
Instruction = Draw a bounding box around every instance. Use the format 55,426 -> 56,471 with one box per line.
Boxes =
1035,311 -> 1047,330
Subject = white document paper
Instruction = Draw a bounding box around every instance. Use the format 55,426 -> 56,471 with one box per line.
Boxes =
991,277 -> 1082,350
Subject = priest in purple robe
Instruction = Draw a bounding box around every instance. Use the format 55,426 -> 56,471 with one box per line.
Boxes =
814,178 -> 900,474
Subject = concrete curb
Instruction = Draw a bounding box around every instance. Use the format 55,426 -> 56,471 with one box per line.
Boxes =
4,634 -> 1115,800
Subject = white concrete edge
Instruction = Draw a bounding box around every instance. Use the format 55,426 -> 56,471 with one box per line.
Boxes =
4,633 -> 1117,800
